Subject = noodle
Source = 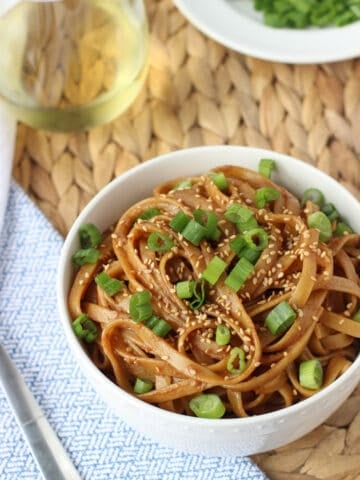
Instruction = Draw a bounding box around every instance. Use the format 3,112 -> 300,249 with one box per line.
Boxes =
68,164 -> 360,417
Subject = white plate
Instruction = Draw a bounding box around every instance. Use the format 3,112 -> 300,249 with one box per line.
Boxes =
173,0 -> 360,63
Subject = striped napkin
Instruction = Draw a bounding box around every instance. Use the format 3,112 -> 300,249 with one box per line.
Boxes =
0,182 -> 268,480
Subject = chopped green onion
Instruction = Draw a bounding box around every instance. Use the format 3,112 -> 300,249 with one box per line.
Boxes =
169,211 -> 191,233
134,378 -> 153,394
174,179 -> 192,190
215,324 -> 231,346
299,359 -> 323,390
145,315 -> 172,337
225,204 -> 258,232
95,272 -> 123,297
265,301 -> 296,336
321,203 -> 340,222
193,209 -> 219,241
72,248 -> 100,266
239,246 -> 261,265
259,158 -> 276,178
244,228 -> 269,251
352,309 -> 360,322
147,232 -> 174,252
334,221 -> 353,237
301,188 -> 325,207
202,256 -> 227,285
189,393 -> 226,419
79,223 -> 102,249
144,315 -> 159,330
72,313 -> 98,343
230,235 -> 248,255
225,203 -> 250,223
138,208 -> 161,221
254,0 -> 360,29
307,211 -> 332,242
255,187 -> 280,209
227,347 -> 246,375
181,219 -> 208,246
176,280 -> 195,299
189,279 -> 206,310
208,171 -> 228,191
129,290 -> 152,322
151,318 -> 172,337
224,257 -> 254,292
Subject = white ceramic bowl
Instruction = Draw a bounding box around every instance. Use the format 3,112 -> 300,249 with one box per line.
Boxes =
57,146 -> 360,456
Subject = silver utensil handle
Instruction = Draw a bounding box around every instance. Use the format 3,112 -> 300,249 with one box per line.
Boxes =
0,343 -> 82,480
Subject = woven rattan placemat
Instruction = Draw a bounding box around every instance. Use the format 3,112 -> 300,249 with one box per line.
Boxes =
13,0 -> 360,478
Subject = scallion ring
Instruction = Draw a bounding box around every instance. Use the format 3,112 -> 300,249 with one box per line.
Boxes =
134,378 -> 154,394
255,187 -> 280,209
265,301 -> 296,336
189,394 -> 226,419
227,347 -> 246,375
72,248 -> 100,267
72,313 -> 98,343
307,211 -> 332,242
79,223 -> 102,249
147,232 -> 174,253
299,359 -> 323,390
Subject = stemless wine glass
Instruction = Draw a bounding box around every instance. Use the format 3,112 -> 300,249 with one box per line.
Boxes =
0,0 -> 149,131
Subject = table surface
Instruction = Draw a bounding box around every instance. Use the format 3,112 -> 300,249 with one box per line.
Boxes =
13,0 -> 360,478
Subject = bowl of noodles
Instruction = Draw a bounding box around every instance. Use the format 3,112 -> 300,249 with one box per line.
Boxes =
57,146 -> 360,456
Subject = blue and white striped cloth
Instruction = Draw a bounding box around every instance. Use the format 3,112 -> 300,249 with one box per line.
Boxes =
0,183 -> 268,480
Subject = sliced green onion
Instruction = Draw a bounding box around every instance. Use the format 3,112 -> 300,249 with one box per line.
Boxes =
134,378 -> 153,394
307,211 -> 332,242
144,315 -> 159,330
176,280 -> 195,299
193,209 -> 219,240
259,158 -> 276,178
301,188 -> 325,207
208,171 -> 228,191
230,235 -> 248,255
189,279 -> 206,310
95,272 -> 123,297
72,313 -> 98,343
227,347 -> 246,375
265,301 -> 296,336
174,179 -> 192,190
72,248 -> 100,266
224,257 -> 254,292
225,204 -> 258,232
299,359 -> 323,390
189,393 -> 226,419
169,211 -> 191,233
147,232 -> 174,252
202,256 -> 227,285
129,290 -> 152,322
352,309 -> 360,322
225,203 -> 249,223
255,187 -> 280,209
239,246 -> 261,265
145,315 -> 172,337
334,221 -> 354,237
181,219 -> 207,246
244,228 -> 269,251
79,223 -> 102,249
151,318 -> 172,337
215,324 -> 231,346
321,203 -> 340,222
138,208 -> 161,221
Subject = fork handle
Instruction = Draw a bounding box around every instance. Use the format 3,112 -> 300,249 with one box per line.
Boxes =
0,343 -> 82,480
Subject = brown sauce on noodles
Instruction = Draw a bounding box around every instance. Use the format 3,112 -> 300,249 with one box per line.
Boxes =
68,165 -> 360,417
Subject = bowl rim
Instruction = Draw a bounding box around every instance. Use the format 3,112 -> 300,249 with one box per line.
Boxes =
57,145 -> 360,427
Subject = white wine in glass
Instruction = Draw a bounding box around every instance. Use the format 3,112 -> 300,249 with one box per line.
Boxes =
0,0 -> 149,131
